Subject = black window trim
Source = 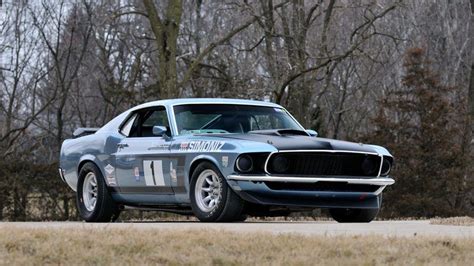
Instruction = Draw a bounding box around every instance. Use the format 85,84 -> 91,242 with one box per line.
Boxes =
118,105 -> 170,138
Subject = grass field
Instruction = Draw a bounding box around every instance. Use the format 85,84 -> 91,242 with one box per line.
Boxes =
0,227 -> 473,265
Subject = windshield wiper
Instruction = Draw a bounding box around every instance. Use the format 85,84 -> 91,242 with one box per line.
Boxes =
199,114 -> 222,129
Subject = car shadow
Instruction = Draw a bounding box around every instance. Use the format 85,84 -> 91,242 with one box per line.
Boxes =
116,220 -> 328,224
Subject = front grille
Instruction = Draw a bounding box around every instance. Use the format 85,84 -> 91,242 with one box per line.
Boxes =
266,152 -> 381,177
264,181 -> 380,193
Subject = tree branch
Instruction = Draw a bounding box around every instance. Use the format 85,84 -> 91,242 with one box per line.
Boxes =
143,0 -> 164,47
350,2 -> 398,43
178,1 -> 289,89
178,17 -> 257,88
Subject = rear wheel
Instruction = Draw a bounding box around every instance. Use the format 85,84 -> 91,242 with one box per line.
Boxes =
76,162 -> 120,222
190,162 -> 244,222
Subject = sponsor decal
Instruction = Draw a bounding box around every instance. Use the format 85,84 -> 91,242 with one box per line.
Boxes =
134,166 -> 140,182
107,176 -> 117,186
148,143 -> 171,151
222,156 -> 229,167
104,164 -> 115,174
104,164 -> 116,186
143,160 -> 165,186
178,141 -> 225,152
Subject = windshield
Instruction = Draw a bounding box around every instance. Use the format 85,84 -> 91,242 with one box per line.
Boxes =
173,104 -> 303,135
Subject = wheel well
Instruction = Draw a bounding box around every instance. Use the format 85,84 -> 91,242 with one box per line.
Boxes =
188,159 -> 219,181
77,160 -> 95,175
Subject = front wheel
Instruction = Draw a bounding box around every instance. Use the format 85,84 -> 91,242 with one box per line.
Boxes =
190,162 -> 244,222
76,162 -> 120,222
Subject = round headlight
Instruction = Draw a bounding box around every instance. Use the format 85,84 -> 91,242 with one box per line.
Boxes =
236,155 -> 253,172
380,158 -> 391,176
361,157 -> 378,176
271,155 -> 289,173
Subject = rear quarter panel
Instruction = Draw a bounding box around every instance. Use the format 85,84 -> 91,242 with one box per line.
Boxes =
60,133 -> 119,191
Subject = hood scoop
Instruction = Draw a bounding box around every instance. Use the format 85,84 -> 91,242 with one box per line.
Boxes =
248,129 -> 309,137
218,130 -> 334,150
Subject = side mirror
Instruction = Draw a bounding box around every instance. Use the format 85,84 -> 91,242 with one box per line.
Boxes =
305,129 -> 318,137
152,126 -> 167,136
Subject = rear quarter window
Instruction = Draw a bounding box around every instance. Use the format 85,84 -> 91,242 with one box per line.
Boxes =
119,113 -> 138,136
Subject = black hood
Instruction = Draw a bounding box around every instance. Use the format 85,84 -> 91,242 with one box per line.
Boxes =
215,131 -> 376,153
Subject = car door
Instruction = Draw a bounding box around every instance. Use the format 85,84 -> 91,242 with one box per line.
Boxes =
114,106 -> 175,203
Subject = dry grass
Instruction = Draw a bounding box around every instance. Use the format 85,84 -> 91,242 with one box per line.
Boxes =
430,217 -> 474,226
0,227 -> 473,265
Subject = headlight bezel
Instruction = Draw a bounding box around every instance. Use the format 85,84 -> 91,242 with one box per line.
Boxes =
234,153 -> 269,174
236,154 -> 253,173
380,156 -> 393,176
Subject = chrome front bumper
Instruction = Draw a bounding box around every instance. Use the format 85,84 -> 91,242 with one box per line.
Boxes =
227,175 -> 395,186
227,175 -> 391,207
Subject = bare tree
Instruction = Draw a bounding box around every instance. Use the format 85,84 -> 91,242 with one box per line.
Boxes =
29,0 -> 93,151
138,0 -> 290,98
0,1 -> 54,157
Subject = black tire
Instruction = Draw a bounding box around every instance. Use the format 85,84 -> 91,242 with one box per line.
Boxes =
190,162 -> 245,222
76,162 -> 120,222
329,208 -> 379,223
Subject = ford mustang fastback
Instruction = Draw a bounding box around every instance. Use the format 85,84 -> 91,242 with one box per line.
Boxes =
59,98 -> 394,223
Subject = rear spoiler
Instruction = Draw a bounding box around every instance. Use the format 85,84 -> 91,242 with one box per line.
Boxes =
73,128 -> 100,138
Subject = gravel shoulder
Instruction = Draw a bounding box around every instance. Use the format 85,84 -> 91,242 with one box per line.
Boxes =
2,220 -> 474,238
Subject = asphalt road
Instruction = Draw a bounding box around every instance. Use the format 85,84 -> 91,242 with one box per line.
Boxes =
1,220 -> 473,238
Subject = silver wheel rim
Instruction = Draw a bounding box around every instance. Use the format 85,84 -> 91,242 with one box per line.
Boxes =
83,172 -> 98,212
195,169 -> 222,213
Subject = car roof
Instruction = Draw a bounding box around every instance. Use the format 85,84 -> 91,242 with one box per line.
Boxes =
131,98 -> 283,111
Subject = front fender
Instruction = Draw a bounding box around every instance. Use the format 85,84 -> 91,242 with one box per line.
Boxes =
189,154 -> 221,170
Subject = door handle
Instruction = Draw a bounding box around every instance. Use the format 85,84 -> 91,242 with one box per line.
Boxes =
117,143 -> 129,149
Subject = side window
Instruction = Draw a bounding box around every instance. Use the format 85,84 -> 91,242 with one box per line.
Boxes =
119,113 -> 138,136
143,109 -> 169,128
130,107 -> 170,137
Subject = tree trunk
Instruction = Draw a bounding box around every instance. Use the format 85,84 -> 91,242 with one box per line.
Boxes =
469,64 -> 474,140
469,1 -> 474,148
143,0 -> 182,99
144,0 -> 268,98
260,0 -> 278,99
333,83 -> 348,139
454,0 -> 474,211
469,0 -> 474,150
